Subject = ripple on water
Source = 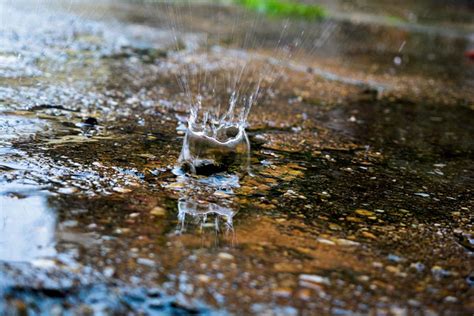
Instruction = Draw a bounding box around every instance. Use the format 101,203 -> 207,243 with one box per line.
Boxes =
0,115 -> 50,142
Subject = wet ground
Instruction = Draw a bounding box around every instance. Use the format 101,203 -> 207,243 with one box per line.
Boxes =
0,0 -> 473,314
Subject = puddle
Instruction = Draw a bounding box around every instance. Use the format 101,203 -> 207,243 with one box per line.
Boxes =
0,184 -> 56,263
0,115 -> 50,143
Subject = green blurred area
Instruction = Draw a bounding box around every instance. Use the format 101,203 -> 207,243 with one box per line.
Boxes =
129,0 -> 326,20
236,0 -> 326,20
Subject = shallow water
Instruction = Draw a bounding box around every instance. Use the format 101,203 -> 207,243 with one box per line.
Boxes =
0,0 -> 473,314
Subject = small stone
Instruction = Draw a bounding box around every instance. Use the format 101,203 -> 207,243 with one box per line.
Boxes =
408,299 -> 421,307
389,306 -> 407,316
362,231 -> 377,239
299,274 -> 330,285
346,216 -> 363,223
218,252 -> 234,260
431,265 -> 450,278
113,187 -> 132,193
296,288 -> 312,300
410,262 -> 425,272
150,206 -> 166,217
317,237 -> 335,245
329,223 -> 342,231
103,267 -> 115,278
414,192 -> 430,198
129,212 -> 140,218
50,305 -> 63,316
213,191 -> 231,198
386,265 -> 400,274
137,258 -> 156,267
273,288 -> 292,298
336,239 -> 360,246
57,187 -> 78,194
444,296 -> 458,303
372,262 -> 383,268
358,275 -> 370,282
87,223 -> 98,230
388,254 -> 403,262
196,274 -> 210,283
355,209 -> 375,216
115,228 -> 130,234
83,117 -> 98,126
166,182 -> 185,189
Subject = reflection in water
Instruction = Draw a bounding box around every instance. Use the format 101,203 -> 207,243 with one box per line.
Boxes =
0,185 -> 56,262
177,199 -> 236,234
170,171 -> 240,239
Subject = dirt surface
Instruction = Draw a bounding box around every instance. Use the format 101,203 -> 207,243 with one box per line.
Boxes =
0,0 -> 473,315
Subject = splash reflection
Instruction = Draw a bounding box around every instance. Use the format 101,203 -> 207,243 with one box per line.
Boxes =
177,199 -> 236,234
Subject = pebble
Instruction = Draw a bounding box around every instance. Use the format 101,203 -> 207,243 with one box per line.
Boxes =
358,275 -> 370,282
431,266 -> 450,278
196,274 -> 210,283
296,288 -> 312,300
444,296 -> 458,303
113,187 -> 132,193
57,187 -> 78,194
409,262 -> 425,272
150,206 -> 166,217
408,299 -> 421,307
299,274 -> 330,285
414,192 -> 430,198
218,252 -> 234,260
346,216 -> 363,223
389,306 -> 408,316
388,254 -> 403,262
137,258 -> 156,267
362,231 -> 377,239
115,228 -> 131,234
336,239 -> 360,246
83,117 -> 98,126
166,182 -> 185,189
103,267 -> 115,278
273,288 -> 293,298
317,237 -> 336,245
213,191 -> 231,198
372,262 -> 383,268
329,223 -> 342,231
385,265 -> 401,274
355,209 -> 375,216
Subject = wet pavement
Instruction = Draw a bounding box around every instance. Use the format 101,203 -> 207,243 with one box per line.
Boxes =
0,0 -> 473,314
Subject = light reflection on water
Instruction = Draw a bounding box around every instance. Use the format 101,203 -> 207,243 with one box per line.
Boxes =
171,171 -> 240,237
0,184 -> 56,263
177,198 -> 236,233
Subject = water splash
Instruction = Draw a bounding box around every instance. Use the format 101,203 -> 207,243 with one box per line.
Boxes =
178,90 -> 255,175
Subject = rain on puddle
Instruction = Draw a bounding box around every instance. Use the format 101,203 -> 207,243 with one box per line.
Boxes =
0,0 -> 473,314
